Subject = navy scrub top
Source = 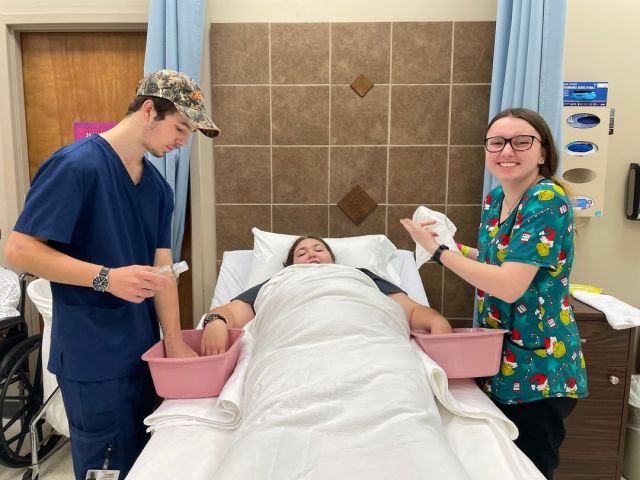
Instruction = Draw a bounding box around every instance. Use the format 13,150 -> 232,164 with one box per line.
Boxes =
14,135 -> 174,381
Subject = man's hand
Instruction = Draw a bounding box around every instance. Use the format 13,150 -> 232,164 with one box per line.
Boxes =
106,265 -> 169,303
164,336 -> 199,358
200,320 -> 229,356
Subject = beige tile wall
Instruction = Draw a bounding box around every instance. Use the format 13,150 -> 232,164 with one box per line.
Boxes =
210,21 -> 494,320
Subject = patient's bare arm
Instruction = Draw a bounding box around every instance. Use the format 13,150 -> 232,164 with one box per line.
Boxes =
388,293 -> 453,334
200,299 -> 255,356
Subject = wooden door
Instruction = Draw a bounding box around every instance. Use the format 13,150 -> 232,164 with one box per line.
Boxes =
20,32 -> 193,329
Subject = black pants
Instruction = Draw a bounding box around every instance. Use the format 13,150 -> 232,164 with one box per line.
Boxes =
493,397 -> 577,480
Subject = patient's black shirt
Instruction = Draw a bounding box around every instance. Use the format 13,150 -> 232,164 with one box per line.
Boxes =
233,268 -> 405,313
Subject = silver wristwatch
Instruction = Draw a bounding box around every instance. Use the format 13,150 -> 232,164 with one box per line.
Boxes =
92,266 -> 110,292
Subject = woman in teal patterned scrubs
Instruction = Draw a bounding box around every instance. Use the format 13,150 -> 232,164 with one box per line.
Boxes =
401,108 -> 587,479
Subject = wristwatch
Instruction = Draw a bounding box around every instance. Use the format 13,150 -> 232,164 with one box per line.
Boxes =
431,245 -> 450,266
203,312 -> 227,328
92,266 -> 110,292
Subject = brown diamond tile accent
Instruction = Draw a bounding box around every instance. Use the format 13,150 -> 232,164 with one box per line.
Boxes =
350,73 -> 374,97
337,184 -> 378,225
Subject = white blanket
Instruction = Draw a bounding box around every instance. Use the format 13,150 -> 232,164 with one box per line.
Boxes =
143,332 -> 254,432
212,264 -> 469,480
411,341 -> 543,479
128,264 -> 543,480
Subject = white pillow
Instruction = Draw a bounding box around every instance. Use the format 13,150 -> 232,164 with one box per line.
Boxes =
244,228 -> 401,289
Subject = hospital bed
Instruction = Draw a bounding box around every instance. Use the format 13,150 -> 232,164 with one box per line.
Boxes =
127,247 -> 544,480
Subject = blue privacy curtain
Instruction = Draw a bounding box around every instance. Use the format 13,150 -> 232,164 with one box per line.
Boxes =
482,0 -> 567,197
144,0 -> 206,261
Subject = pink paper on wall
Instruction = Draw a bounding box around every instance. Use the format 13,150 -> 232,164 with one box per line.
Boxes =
73,121 -> 117,141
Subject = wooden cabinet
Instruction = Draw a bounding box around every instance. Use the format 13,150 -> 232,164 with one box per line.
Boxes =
555,299 -> 637,480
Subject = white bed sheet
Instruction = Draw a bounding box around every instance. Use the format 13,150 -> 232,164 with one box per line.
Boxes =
128,250 -> 542,480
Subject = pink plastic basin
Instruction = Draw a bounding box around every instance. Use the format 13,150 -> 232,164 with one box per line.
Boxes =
142,328 -> 244,399
411,328 -> 507,378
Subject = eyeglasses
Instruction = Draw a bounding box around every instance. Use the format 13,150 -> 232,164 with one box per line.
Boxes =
483,135 -> 544,153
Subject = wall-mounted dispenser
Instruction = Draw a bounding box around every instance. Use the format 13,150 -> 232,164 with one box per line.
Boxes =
627,163 -> 640,220
562,81 -> 610,217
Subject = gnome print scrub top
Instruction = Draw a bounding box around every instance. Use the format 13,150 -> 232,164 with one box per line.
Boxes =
476,179 -> 588,404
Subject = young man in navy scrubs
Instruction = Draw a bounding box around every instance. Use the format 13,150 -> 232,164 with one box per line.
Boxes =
4,69 -> 220,479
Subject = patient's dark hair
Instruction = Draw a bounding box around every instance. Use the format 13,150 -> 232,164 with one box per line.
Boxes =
285,236 -> 335,266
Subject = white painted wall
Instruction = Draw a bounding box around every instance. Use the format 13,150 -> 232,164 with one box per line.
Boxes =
563,1 -> 640,306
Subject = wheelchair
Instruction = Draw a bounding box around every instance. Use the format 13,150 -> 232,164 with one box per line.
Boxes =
0,271 -> 64,479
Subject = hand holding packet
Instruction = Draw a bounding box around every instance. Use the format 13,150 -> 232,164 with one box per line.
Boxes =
155,261 -> 189,279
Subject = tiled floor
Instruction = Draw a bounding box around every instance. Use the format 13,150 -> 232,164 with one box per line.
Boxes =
0,440 -> 73,480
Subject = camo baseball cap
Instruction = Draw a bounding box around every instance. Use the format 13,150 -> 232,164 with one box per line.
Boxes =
136,69 -> 220,138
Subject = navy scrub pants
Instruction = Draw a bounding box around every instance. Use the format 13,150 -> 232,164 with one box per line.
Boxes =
57,369 -> 156,480
493,397 -> 577,480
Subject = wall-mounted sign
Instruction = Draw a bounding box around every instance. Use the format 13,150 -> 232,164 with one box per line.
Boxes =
73,121 -> 117,142
563,82 -> 608,106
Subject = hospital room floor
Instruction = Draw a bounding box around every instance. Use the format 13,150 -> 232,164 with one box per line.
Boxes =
0,444 -> 631,480
0,440 -> 72,480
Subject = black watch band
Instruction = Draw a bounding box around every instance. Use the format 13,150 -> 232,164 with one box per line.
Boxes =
203,313 -> 227,328
432,244 -> 450,266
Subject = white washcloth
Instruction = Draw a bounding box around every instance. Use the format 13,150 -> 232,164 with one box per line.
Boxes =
412,206 -> 460,267
572,290 -> 640,330
144,332 -> 254,432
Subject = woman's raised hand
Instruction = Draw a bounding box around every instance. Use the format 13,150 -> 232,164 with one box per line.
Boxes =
400,218 -> 440,255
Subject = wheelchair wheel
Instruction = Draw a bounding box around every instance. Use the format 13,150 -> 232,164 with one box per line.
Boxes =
0,335 -> 61,467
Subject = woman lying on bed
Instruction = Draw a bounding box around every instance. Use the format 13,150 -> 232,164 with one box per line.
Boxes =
200,235 -> 452,356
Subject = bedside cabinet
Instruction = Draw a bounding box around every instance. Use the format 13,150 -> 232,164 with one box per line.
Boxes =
555,299 -> 637,480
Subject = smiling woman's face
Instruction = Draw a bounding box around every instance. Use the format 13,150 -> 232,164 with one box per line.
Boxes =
484,116 -> 545,186
292,238 -> 334,265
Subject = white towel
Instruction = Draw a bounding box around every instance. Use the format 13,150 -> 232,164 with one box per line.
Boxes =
411,340 -> 545,480
572,290 -> 640,330
410,340 -> 518,439
412,206 -> 460,267
144,332 -> 254,432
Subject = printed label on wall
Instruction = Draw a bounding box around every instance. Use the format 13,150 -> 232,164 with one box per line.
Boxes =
73,121 -> 117,141
563,82 -> 608,106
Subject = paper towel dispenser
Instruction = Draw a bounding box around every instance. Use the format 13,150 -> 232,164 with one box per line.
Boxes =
627,163 -> 640,220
